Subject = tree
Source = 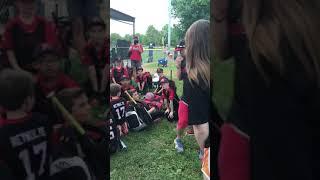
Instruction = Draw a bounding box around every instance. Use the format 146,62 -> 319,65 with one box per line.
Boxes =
144,25 -> 161,46
160,24 -> 180,47
110,33 -> 122,47
171,0 -> 210,39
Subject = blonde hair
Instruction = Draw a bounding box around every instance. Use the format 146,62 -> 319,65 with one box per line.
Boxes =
242,0 -> 320,85
185,19 -> 210,88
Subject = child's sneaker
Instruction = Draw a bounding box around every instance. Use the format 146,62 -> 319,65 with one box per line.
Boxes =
198,149 -> 204,161
174,138 -> 184,153
119,140 -> 127,151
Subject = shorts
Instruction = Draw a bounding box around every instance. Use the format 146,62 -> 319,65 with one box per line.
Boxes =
177,100 -> 189,130
201,148 -> 210,179
67,0 -> 99,18
131,60 -> 141,69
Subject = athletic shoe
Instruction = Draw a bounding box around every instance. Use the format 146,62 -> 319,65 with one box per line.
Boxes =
186,129 -> 194,135
174,138 -> 184,153
119,140 -> 127,151
199,149 -> 204,161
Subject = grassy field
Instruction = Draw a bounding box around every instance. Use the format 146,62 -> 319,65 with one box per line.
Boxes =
110,61 -> 203,180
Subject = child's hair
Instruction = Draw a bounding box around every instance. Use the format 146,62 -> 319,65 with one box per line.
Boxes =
0,69 -> 34,111
110,83 -> 122,97
156,68 -> 163,73
56,88 -> 85,112
185,19 -> 210,88
137,67 -> 143,72
145,92 -> 154,100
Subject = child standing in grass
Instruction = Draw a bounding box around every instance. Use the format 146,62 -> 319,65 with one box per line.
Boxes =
110,83 -> 128,136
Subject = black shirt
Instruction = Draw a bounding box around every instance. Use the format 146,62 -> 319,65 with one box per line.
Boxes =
0,112 -> 52,180
183,77 -> 210,125
110,97 -> 127,125
229,32 -> 320,180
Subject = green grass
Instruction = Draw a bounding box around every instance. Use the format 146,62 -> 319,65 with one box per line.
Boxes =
212,58 -> 235,119
110,61 -> 202,180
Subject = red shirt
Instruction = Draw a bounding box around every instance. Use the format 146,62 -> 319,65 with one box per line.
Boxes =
136,74 -> 147,83
111,66 -> 129,82
36,73 -> 79,95
2,16 -> 57,50
81,40 -> 108,68
129,44 -> 143,61
162,87 -> 175,101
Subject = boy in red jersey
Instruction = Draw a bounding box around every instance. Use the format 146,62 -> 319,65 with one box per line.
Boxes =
136,67 -> 147,94
32,44 -> 79,121
111,58 -> 129,84
0,69 -> 53,180
81,17 -> 108,103
52,88 -> 108,180
2,0 -> 57,74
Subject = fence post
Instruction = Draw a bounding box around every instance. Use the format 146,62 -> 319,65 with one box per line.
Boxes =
170,70 -> 172,80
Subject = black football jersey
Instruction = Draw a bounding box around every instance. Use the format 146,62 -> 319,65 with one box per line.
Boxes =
108,114 -> 119,154
0,113 -> 52,180
110,98 -> 127,125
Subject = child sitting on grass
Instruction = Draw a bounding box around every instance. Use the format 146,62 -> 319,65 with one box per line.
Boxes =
81,17 -> 108,104
53,88 -> 108,180
111,58 -> 129,84
120,77 -> 136,100
32,44 -> 79,122
160,78 -> 179,122
144,92 -> 163,111
0,69 -> 53,180
136,67 -> 147,94
127,89 -> 164,122
110,83 -> 129,136
3,0 -> 57,74
154,68 -> 166,95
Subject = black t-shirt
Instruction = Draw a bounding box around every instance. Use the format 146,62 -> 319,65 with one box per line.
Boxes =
110,97 -> 127,125
228,32 -> 320,179
0,112 -> 52,180
183,78 -> 210,125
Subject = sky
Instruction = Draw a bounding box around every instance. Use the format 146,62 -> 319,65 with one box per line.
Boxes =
110,0 -> 178,36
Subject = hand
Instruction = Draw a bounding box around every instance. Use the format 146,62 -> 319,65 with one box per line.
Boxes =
169,111 -> 174,118
165,108 -> 170,114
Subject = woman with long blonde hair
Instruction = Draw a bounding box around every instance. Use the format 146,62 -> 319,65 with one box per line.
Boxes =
182,19 -> 210,161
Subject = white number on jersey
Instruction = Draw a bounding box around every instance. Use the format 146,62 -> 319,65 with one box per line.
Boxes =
115,106 -> 125,120
18,142 -> 47,180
